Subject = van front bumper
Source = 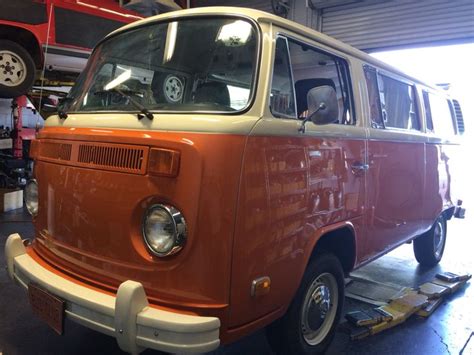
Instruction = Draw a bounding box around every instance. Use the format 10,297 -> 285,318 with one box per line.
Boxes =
5,234 -> 220,354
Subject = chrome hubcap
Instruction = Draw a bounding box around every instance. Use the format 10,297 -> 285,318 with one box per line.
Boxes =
433,220 -> 445,259
0,50 -> 27,87
313,285 -> 331,315
301,273 -> 338,345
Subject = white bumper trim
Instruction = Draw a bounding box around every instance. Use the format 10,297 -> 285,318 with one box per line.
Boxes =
5,234 -> 220,354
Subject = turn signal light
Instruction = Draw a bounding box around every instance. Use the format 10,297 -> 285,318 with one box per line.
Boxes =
251,276 -> 271,297
148,148 -> 180,177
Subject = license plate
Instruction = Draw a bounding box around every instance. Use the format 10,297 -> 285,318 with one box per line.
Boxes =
28,283 -> 65,335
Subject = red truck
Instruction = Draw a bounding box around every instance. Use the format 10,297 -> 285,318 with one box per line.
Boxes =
0,0 -> 142,98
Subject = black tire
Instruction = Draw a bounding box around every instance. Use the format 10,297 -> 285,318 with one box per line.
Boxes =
413,215 -> 447,267
0,40 -> 36,98
266,253 -> 345,354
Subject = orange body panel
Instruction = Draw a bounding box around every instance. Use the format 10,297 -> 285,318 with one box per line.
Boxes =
229,135 -> 366,328
364,140 -> 425,258
32,127 -> 246,337
424,143 -> 455,222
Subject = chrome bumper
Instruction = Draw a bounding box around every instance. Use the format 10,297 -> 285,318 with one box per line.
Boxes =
5,234 -> 220,354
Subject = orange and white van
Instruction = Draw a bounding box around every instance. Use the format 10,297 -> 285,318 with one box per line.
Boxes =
5,7 -> 466,354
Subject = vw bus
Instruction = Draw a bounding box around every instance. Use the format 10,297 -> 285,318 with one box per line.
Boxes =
5,7 -> 465,354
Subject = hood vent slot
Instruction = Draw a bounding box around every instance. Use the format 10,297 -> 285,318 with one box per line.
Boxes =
40,141 -> 72,161
77,144 -> 146,173
37,140 -> 149,175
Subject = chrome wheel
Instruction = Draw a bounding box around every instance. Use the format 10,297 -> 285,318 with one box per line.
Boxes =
433,219 -> 445,259
301,272 -> 339,345
0,50 -> 27,87
163,75 -> 184,103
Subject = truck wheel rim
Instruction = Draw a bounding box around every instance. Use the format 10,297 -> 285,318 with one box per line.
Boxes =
301,272 -> 338,345
163,75 -> 183,102
433,220 -> 445,259
0,50 -> 27,87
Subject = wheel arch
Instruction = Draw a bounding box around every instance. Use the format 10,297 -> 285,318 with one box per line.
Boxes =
265,223 -> 356,353
0,25 -> 43,68
308,222 -> 357,276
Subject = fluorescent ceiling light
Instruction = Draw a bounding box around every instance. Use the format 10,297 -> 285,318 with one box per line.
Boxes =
104,69 -> 132,91
163,22 -> 178,63
217,20 -> 251,46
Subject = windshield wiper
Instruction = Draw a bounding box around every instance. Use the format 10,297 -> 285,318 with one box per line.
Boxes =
95,88 -> 154,120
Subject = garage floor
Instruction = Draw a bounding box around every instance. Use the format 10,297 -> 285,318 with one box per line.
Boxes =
1,208 -> 472,354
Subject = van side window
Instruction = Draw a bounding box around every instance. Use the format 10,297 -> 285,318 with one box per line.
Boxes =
270,37 -> 296,118
378,74 -> 420,131
428,92 -> 456,136
422,91 -> 434,131
288,40 -> 355,124
363,65 -> 383,128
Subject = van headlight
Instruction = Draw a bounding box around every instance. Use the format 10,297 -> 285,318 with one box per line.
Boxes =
25,179 -> 38,216
143,204 -> 187,257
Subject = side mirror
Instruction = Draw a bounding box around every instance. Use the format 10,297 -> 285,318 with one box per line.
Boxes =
40,97 -> 70,119
42,103 -> 57,113
307,85 -> 339,125
40,102 -> 58,119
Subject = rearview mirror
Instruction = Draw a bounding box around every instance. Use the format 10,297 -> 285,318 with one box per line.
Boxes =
307,86 -> 339,125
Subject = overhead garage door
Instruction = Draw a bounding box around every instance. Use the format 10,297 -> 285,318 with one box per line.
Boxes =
322,1 -> 474,51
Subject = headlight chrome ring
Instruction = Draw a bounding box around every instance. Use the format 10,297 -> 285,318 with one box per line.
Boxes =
142,204 -> 187,257
25,179 -> 38,217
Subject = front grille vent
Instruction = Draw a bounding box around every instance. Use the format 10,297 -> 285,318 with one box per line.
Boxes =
36,140 -> 149,175
78,144 -> 145,173
40,141 -> 72,161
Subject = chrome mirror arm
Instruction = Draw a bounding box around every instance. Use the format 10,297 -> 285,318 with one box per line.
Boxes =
298,102 -> 326,133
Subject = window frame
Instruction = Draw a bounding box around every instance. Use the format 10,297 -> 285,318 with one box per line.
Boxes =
269,32 -> 356,125
423,88 -> 458,137
422,89 -> 434,132
64,14 -> 263,116
363,64 -> 384,129
269,35 -> 298,119
365,66 -> 421,132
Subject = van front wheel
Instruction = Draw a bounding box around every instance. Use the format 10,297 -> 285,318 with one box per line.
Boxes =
413,215 -> 447,267
266,252 -> 344,354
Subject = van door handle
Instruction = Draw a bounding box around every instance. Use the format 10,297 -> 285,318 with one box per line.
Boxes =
351,162 -> 369,173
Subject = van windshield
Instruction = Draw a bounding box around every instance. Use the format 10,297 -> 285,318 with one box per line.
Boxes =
63,17 -> 258,114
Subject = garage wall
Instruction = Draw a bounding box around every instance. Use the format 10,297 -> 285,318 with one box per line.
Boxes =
321,0 -> 474,51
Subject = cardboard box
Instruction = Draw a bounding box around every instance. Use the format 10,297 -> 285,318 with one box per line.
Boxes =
0,189 -> 23,212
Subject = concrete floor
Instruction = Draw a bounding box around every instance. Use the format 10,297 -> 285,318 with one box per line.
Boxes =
0,208 -> 472,354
